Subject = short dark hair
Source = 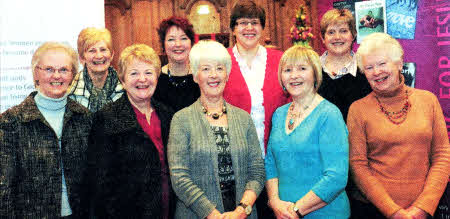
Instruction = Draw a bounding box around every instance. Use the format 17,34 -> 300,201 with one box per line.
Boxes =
230,0 -> 266,30
157,16 -> 195,52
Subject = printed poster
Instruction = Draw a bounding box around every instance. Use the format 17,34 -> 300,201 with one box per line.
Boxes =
355,0 -> 387,44
386,0 -> 419,39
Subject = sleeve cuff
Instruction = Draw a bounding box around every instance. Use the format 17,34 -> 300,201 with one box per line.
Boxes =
413,200 -> 437,216
383,204 -> 402,218
245,180 -> 264,197
190,195 -> 216,219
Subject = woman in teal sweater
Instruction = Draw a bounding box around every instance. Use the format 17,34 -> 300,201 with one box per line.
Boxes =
265,46 -> 350,218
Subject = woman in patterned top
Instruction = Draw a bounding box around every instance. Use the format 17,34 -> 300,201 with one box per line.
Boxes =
68,27 -> 123,112
168,40 -> 265,219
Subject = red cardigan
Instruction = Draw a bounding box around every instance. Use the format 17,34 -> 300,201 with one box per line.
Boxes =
223,47 -> 288,152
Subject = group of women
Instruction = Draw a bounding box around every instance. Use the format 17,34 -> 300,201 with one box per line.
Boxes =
0,0 -> 448,218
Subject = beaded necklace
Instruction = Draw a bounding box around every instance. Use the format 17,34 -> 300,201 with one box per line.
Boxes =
201,101 -> 227,120
287,94 -> 315,130
375,90 -> 410,125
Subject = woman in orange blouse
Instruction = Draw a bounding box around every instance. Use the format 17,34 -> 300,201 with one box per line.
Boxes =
348,33 -> 449,219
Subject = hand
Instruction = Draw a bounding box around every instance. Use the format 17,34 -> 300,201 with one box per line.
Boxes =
391,209 -> 413,219
207,209 -> 224,219
222,207 -> 246,219
268,198 -> 297,219
405,206 -> 428,219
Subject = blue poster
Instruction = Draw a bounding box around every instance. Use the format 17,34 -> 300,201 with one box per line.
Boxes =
386,0 -> 419,39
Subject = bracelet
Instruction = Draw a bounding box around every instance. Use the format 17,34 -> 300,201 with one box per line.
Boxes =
293,205 -> 304,218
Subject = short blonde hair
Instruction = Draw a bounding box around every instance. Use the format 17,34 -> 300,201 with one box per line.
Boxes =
278,45 -> 322,94
31,42 -> 79,87
189,40 -> 231,77
77,27 -> 113,59
320,9 -> 356,39
356,33 -> 404,71
118,44 -> 161,82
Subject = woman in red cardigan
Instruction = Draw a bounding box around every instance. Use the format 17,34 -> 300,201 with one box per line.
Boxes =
223,1 -> 288,218
223,0 -> 288,158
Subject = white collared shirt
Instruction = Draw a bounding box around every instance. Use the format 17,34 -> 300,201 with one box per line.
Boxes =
320,51 -> 357,79
232,45 -> 267,158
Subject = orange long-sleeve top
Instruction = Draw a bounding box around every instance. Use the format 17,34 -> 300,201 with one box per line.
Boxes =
347,79 -> 450,217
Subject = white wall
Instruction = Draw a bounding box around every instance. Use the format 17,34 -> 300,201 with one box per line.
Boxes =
0,0 -> 105,112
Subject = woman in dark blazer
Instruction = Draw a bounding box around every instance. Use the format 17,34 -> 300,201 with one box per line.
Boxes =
88,44 -> 174,218
0,42 -> 91,218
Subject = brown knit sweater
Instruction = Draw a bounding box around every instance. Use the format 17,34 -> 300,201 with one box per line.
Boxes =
347,78 -> 450,217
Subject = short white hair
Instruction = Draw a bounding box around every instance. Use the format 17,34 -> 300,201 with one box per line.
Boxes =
189,40 -> 231,77
356,33 -> 404,71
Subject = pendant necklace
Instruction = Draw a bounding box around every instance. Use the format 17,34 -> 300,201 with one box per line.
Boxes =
168,69 -> 188,88
288,94 -> 316,130
167,64 -> 189,88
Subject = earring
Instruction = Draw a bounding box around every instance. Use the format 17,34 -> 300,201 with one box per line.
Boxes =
282,85 -> 286,91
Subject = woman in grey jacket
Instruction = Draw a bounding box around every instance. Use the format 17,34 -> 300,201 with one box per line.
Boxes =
168,40 -> 265,219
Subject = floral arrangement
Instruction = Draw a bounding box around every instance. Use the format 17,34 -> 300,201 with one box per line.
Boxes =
290,4 -> 314,46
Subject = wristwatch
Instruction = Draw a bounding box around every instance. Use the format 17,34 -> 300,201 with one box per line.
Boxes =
293,205 -> 305,218
238,202 -> 252,216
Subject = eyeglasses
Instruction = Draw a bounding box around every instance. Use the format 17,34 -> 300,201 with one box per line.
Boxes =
237,20 -> 261,27
37,66 -> 72,74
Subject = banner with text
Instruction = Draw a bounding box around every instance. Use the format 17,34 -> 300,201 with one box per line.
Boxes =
0,0 -> 104,112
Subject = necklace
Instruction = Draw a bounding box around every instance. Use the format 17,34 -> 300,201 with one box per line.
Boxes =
375,90 -> 410,125
201,101 -> 227,120
287,94 -> 316,130
167,69 -> 188,88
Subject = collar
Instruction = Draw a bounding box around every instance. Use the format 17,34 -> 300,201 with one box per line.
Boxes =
373,74 -> 406,98
320,51 -> 357,78
35,91 -> 67,111
102,93 -> 167,135
19,91 -> 88,123
232,45 -> 267,65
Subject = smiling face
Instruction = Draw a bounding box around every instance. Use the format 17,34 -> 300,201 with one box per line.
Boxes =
362,49 -> 402,92
81,41 -> 113,75
122,59 -> 158,106
323,22 -> 354,56
281,59 -> 316,99
194,59 -> 228,99
34,49 -> 74,98
233,18 -> 263,51
165,26 -> 192,64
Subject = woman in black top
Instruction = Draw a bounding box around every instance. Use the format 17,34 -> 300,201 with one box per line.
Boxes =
317,8 -> 372,219
317,9 -> 372,122
154,16 -> 200,112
